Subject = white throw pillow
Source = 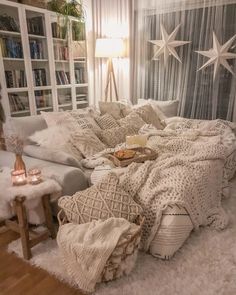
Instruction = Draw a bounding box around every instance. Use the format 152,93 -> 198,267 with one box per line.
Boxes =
137,99 -> 179,118
41,111 -> 77,127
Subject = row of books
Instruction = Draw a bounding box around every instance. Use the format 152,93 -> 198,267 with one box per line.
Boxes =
5,70 -> 27,88
51,22 -> 66,39
56,71 -> 70,85
9,93 -> 29,112
30,40 -> 44,59
33,68 -> 47,86
76,94 -> 87,101
0,37 -> 23,58
0,14 -> 19,32
54,44 -> 69,60
27,16 -> 44,36
74,68 -> 86,84
35,90 -> 52,108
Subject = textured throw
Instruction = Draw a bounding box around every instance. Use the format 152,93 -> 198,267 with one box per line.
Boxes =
57,218 -> 137,293
83,119 -> 236,251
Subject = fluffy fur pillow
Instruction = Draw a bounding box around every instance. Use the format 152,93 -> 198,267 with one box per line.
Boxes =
98,125 -> 137,147
58,172 -> 143,224
134,104 -> 163,129
95,114 -> 119,130
118,112 -> 146,131
29,125 -> 83,160
70,129 -> 106,157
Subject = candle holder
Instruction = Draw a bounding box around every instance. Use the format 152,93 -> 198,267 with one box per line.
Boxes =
28,168 -> 42,185
11,169 -> 27,186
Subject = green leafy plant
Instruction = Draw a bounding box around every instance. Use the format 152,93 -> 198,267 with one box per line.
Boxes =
47,0 -> 85,40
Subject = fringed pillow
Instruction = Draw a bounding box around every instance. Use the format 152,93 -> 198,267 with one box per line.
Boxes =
70,129 -> 106,157
58,172 -> 143,224
134,104 -> 163,129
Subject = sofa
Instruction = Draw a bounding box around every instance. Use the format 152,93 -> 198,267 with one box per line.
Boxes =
0,115 -> 89,224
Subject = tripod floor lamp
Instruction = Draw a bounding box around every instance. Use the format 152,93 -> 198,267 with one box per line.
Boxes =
95,38 -> 125,102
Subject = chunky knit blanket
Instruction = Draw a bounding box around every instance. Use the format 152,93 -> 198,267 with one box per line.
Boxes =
83,119 -> 236,251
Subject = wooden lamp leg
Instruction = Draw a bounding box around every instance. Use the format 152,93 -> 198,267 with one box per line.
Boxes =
104,58 -> 119,102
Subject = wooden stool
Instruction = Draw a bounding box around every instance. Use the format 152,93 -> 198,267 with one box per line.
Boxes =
4,194 -> 56,260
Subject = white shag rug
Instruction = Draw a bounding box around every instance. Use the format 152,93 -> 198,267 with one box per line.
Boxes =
8,179 -> 236,295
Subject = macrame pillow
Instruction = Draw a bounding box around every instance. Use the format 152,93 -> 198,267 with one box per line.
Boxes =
118,112 -> 146,131
70,129 -> 106,157
58,172 -> 143,224
95,114 -> 119,130
70,110 -> 101,132
98,125 -> 137,147
134,104 -> 163,129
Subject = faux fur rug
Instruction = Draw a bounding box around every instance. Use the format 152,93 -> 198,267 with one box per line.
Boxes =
7,180 -> 236,295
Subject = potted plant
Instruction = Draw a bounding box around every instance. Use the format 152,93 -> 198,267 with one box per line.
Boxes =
47,0 -> 85,40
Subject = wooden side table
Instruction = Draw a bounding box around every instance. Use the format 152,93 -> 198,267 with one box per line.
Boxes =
3,194 -> 56,260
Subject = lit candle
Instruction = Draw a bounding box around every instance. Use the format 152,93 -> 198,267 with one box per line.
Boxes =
126,135 -> 148,147
11,170 -> 27,186
28,168 -> 42,185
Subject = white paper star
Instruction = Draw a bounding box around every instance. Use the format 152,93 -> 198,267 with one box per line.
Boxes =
149,23 -> 191,66
196,32 -> 236,79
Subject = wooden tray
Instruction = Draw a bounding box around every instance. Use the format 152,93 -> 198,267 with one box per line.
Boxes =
106,147 -> 158,167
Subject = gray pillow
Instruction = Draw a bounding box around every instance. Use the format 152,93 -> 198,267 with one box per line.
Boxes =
24,145 -> 83,169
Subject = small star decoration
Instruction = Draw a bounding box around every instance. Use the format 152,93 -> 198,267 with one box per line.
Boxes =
149,23 -> 190,66
196,32 -> 236,79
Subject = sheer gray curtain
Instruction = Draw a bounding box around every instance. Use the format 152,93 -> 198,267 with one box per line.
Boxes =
131,0 -> 236,121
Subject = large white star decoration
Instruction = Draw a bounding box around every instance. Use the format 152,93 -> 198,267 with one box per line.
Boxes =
148,23 -> 191,66
196,32 -> 236,79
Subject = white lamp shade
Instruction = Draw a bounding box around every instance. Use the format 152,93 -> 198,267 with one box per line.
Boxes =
95,38 -> 125,58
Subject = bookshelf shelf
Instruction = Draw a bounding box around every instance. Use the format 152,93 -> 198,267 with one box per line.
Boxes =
56,84 -> 72,89
53,38 -> 67,43
77,100 -> 88,105
34,86 -> 52,91
75,83 -> 88,87
7,87 -> 28,93
3,58 -> 24,61
0,0 -> 89,117
28,34 -> 46,39
31,59 -> 49,62
37,106 -> 53,111
11,110 -> 30,115
55,60 -> 69,63
0,30 -> 21,36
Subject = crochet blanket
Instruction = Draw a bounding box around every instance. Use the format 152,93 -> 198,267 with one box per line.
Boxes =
57,218 -> 138,293
83,119 -> 236,251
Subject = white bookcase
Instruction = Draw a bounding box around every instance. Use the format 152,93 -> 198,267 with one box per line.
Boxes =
0,0 -> 89,117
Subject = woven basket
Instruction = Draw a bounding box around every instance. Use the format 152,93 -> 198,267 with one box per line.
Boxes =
57,210 -> 144,282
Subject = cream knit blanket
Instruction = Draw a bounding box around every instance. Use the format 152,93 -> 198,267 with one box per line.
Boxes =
57,218 -> 138,293
83,119 -> 236,252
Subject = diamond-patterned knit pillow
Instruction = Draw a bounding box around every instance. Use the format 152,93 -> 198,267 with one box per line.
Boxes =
58,172 -> 143,224
97,125 -> 137,147
118,112 -> 146,131
95,114 -> 119,130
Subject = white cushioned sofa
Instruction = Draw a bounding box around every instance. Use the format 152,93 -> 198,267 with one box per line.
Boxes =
1,115 -> 89,224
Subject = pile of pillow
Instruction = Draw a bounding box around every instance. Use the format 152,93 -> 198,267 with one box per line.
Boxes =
25,99 -> 179,166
